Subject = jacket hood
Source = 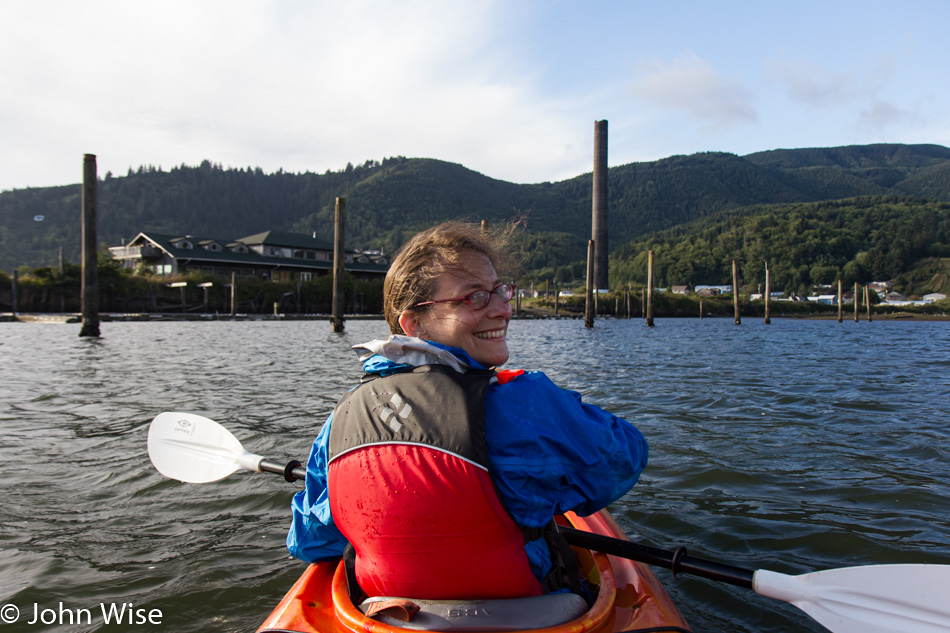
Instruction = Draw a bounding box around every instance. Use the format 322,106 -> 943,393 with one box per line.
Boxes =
353,335 -> 489,375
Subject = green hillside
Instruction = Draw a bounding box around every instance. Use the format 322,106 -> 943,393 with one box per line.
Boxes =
609,196 -> 950,297
2,144 -> 950,290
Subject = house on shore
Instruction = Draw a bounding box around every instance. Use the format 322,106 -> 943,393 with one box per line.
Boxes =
108,230 -> 389,282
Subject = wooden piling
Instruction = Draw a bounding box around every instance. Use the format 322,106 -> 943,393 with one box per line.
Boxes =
584,240 -> 595,328
865,285 -> 872,322
836,279 -> 843,323
764,263 -> 771,324
79,154 -> 100,338
592,120 -> 609,291
331,197 -> 346,333
554,286 -> 560,317
230,271 -> 237,316
699,298 -> 703,319
11,270 -> 18,316
853,282 -> 859,323
646,250 -> 655,327
59,245 -> 65,312
732,260 -> 740,325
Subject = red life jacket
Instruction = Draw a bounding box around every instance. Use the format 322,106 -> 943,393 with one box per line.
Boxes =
327,364 -> 543,600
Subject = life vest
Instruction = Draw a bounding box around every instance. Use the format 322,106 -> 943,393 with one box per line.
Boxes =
327,364 -> 543,600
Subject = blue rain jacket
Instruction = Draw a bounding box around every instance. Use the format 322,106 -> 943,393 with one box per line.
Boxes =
287,337 -> 648,581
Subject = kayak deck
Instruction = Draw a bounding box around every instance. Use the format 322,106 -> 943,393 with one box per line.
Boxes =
258,510 -> 691,633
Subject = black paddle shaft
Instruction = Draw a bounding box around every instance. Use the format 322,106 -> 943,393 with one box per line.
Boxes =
259,459 -> 307,483
558,526 -> 755,589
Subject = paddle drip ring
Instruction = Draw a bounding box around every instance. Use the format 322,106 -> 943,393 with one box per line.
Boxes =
670,546 -> 688,579
283,460 -> 303,482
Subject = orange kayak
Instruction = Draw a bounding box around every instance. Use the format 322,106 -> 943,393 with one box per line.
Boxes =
258,509 -> 691,633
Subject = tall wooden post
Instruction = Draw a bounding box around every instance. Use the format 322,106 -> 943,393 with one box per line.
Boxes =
230,271 -> 237,316
866,285 -> 872,322
853,282 -> 859,323
837,279 -> 843,323
592,120 -> 609,291
554,286 -> 559,317
330,197 -> 346,333
764,263 -> 771,325
732,260 -> 741,325
59,245 -> 65,312
79,154 -> 100,337
584,240 -> 595,328
646,250 -> 655,327
11,270 -> 18,316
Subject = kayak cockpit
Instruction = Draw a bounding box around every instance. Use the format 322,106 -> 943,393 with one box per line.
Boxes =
257,510 -> 691,633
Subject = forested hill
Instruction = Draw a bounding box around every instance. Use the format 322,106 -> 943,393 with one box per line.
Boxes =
2,143 -> 950,273
610,196 -> 950,296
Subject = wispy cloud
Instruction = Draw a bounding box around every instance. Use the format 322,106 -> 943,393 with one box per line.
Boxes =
767,56 -> 894,107
858,100 -> 911,132
629,52 -> 757,131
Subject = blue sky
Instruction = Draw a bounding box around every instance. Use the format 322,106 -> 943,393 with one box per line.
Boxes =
1,0 -> 947,192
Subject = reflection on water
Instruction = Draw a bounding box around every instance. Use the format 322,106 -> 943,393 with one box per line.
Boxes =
0,318 -> 948,632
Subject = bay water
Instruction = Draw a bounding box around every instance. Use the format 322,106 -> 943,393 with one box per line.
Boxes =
1,317 -> 948,632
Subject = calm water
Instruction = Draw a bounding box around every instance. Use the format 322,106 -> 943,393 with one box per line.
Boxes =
1,317 -> 948,632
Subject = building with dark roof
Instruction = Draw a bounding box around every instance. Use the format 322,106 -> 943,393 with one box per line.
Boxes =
108,230 -> 389,282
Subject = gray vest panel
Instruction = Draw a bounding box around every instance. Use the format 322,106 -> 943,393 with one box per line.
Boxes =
328,365 -> 494,468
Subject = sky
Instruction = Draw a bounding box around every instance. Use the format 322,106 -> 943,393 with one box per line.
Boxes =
2,0 -> 949,192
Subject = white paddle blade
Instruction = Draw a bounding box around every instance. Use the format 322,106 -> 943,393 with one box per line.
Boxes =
148,412 -> 263,483
754,565 -> 950,633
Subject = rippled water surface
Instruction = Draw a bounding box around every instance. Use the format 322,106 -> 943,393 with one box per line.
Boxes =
1,318 -> 948,632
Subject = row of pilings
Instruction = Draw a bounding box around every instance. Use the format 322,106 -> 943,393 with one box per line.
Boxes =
582,250 -> 876,325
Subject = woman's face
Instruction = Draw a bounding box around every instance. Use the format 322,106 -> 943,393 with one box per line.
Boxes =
399,251 -> 512,367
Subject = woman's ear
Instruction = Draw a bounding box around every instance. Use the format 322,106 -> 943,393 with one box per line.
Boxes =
398,309 -> 426,338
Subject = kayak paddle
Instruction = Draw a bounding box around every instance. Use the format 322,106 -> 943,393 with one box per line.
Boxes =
558,526 -> 950,633
147,412 -> 950,633
147,411 -> 305,483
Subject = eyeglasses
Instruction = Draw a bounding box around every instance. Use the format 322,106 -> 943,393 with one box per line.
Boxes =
415,284 -> 514,311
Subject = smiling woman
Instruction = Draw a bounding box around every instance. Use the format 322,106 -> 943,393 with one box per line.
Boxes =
286,221 -> 650,602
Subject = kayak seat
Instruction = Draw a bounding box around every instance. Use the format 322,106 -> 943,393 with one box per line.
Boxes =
359,592 -> 589,631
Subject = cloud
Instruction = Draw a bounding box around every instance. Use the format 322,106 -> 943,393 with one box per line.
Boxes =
858,100 -> 910,132
0,0 -> 588,189
628,52 -> 757,131
768,56 -> 894,107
